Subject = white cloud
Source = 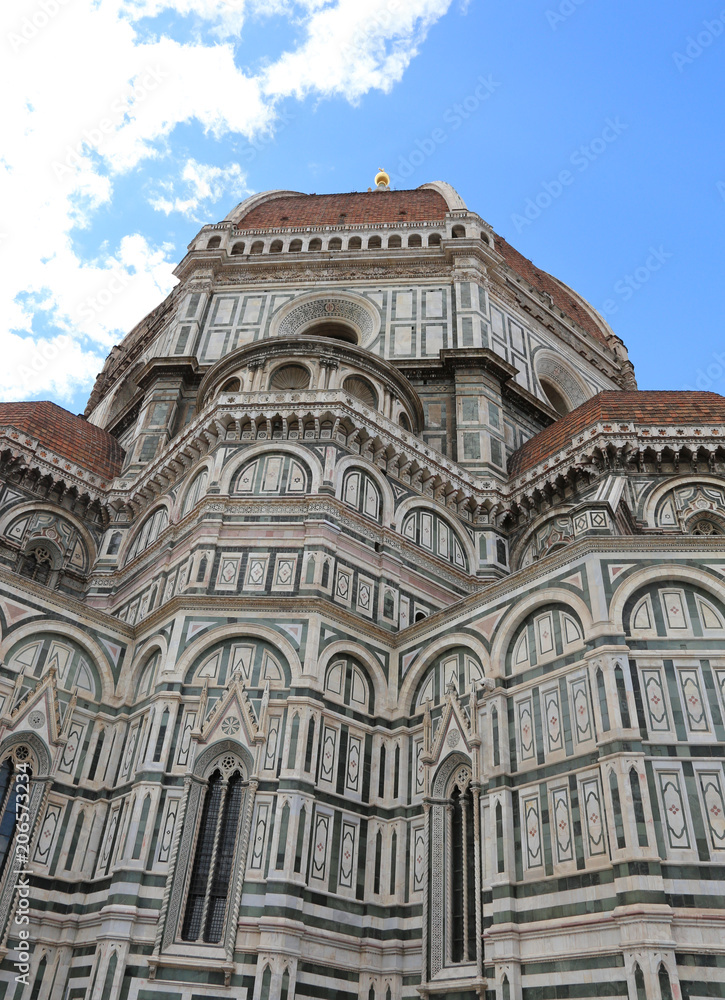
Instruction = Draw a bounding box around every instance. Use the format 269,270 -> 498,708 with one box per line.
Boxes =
0,0 -> 453,404
149,159 -> 251,218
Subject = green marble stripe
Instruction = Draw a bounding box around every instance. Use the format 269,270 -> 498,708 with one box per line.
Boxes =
677,982 -> 725,998
522,955 -> 624,975
522,983 -> 627,999
677,955 -> 725,968
298,961 -> 358,981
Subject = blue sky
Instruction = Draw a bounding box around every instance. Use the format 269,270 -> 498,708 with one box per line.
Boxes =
3,0 -> 724,414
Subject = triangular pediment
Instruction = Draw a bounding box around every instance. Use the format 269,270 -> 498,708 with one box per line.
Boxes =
196,675 -> 261,748
425,682 -> 476,767
5,668 -> 64,747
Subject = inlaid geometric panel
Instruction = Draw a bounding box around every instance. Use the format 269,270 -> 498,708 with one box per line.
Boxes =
522,793 -> 543,869
33,803 -> 62,865
536,613 -> 555,657
157,796 -> 180,864
414,739 -> 425,795
249,802 -> 270,870
58,720 -> 85,775
543,688 -> 563,754
580,776 -> 607,857
517,698 -> 535,762
264,716 -> 282,771
310,811 -> 331,883
412,825 -> 425,891
215,553 -> 242,591
569,676 -> 593,745
551,786 -> 574,863
319,726 -> 338,784
698,770 -> 725,852
244,553 -> 269,592
657,770 -> 691,850
338,821 -> 357,889
677,667 -> 710,734
641,668 -> 671,733
660,590 -> 689,631
346,735 -> 362,793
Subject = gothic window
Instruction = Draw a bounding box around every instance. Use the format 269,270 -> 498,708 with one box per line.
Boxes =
88,728 -> 105,781
630,768 -> 649,847
234,454 -> 310,496
153,709 -> 170,762
221,376 -> 241,392
107,531 -> 122,555
179,757 -> 248,945
341,468 -> 382,521
596,668 -> 610,730
304,718 -> 315,772
287,715 -> 299,768
658,965 -> 673,1000
690,517 -> 723,534
136,651 -> 160,699
615,664 -> 632,728
0,758 -> 20,882
29,957 -> 46,1000
126,507 -> 169,563
634,964 -> 647,1000
413,649 -> 485,709
428,760 -> 477,977
182,469 -> 209,516
65,810 -> 85,870
294,806 -> 306,872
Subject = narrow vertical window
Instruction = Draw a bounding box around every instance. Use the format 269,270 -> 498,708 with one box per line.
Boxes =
100,952 -> 118,1000
658,965 -> 673,1000
634,964 -> 647,1000
368,987 -> 375,1000
29,956 -> 46,1000
630,768 -> 649,847
182,772 -> 223,941
294,805 -> 306,874
492,707 -> 500,767
374,830 -> 382,894
304,717 -> 316,773
88,728 -> 105,781
393,745 -> 400,800
205,772 -> 243,943
609,771 -> 626,849
597,668 -> 610,731
451,788 -> 465,962
133,795 -> 151,860
154,708 -> 170,762
378,745 -> 386,799
287,715 -> 299,769
0,759 -> 20,882
389,830 -> 397,895
502,975 -> 510,1000
276,802 -> 290,869
615,665 -> 631,728
65,810 -> 85,871
281,969 -> 290,1000
496,801 -> 505,874
260,966 -> 272,1000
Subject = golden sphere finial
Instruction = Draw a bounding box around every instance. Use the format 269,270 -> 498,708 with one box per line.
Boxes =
374,167 -> 390,190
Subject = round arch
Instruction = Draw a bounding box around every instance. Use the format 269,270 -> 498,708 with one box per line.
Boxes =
317,640 -> 388,714
489,589 -> 595,677
533,349 -> 589,414
192,738 -> 255,778
0,501 -> 99,565
120,634 -> 169,703
0,731 -> 52,776
609,563 -> 725,632
175,459 -> 214,520
120,501 -> 172,564
508,505 -> 573,570
641,475 -> 725,527
394,497 -> 477,569
219,441 -> 323,496
268,289 -> 381,348
0,620 -> 117,703
334,454 -> 396,526
399,632 -> 490,714
173,623 -> 303,686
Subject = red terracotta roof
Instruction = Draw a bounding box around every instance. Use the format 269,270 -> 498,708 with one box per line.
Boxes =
237,189 -> 449,230
492,233 -> 610,347
0,401 -> 124,481
508,391 -> 725,476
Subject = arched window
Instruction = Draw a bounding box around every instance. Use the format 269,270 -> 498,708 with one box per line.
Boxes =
690,517 -> 724,535
30,957 -> 47,1000
250,241 -> 264,254
408,233 -> 422,247
630,768 -> 648,847
348,236 -> 362,250
294,805 -> 306,872
20,545 -> 54,584
342,468 -> 382,521
281,968 -> 291,1000
428,233 -> 442,246
107,531 -> 122,556
153,708 -> 170,762
304,718 -> 315,772
658,965 -> 673,1000
450,782 -> 475,962
491,706 -> 500,767
329,237 -> 343,250
378,744 -> 386,798
260,966 -> 272,1000
182,469 -> 209,516
388,235 -> 402,249
495,801 -> 504,873
276,802 -> 290,868
308,238 -> 322,251
539,377 -> 570,416
289,239 -> 303,252
0,756 -> 26,882
451,225 -> 465,239
196,556 -> 208,582
126,507 -> 169,563
221,376 -> 241,392
402,509 -> 468,569
634,964 -> 647,1000
374,829 -> 382,893
368,235 -> 382,249
132,795 -> 151,859
136,651 -> 160,699
206,236 -> 221,249
231,241 -> 245,255
287,715 -> 299,769
596,668 -> 610,730
88,728 -> 105,781
609,771 -> 626,849
615,664 -> 631,728
270,240 -> 283,253
181,765 -> 246,943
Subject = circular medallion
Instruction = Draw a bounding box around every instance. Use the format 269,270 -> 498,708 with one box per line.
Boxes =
447,729 -> 460,747
221,716 -> 240,736
28,711 -> 45,730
